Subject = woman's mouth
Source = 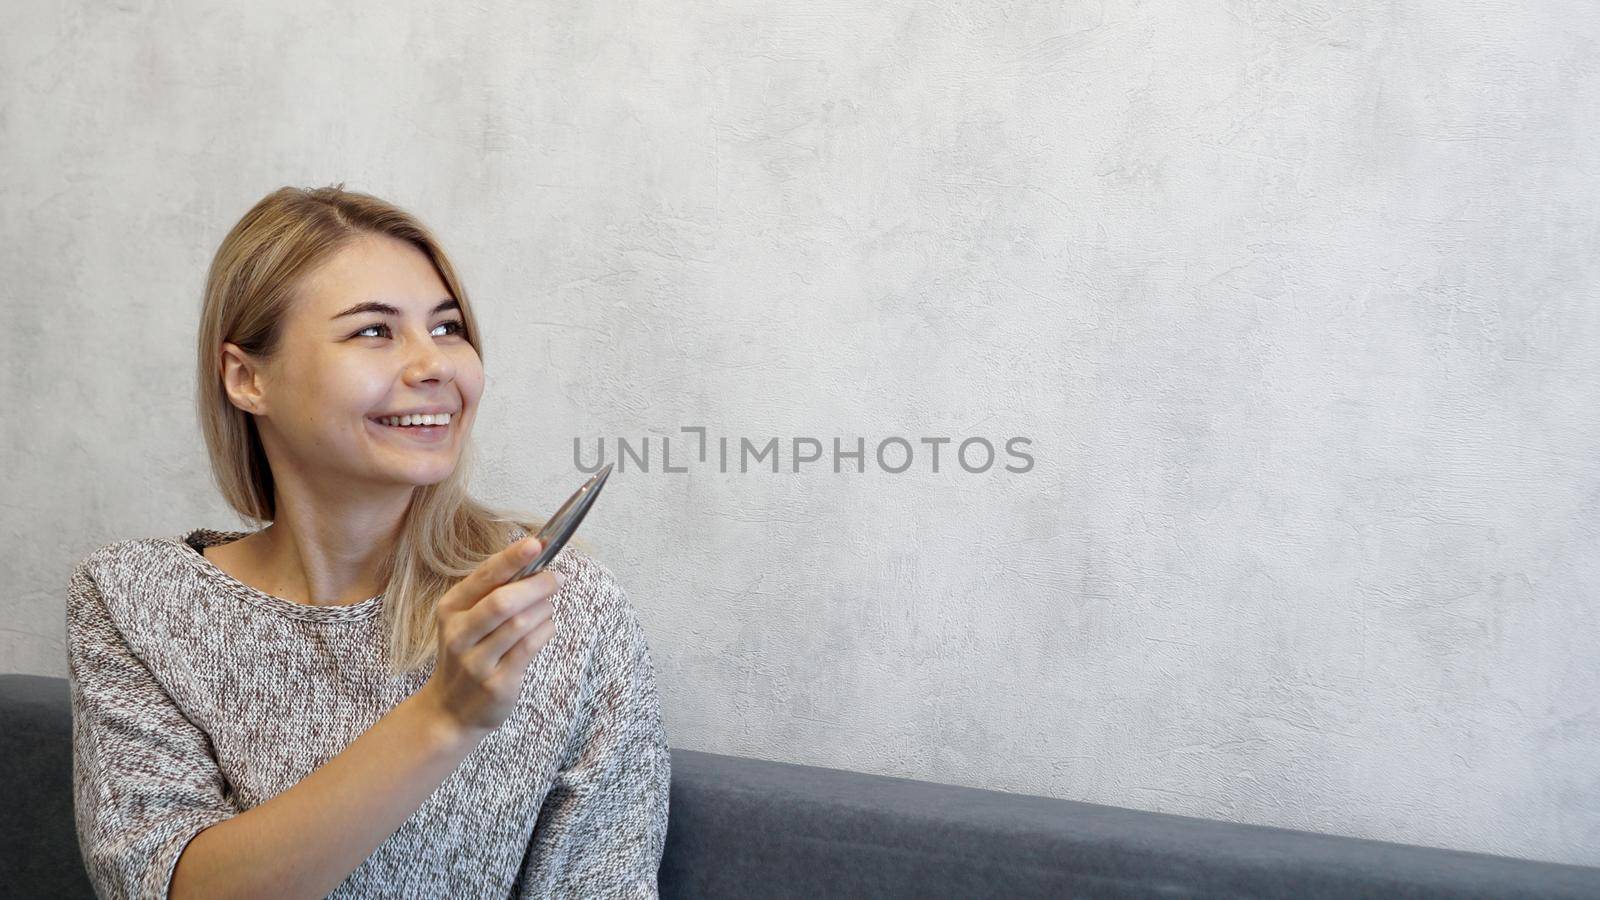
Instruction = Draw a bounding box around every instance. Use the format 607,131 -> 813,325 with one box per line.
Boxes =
369,415 -> 453,443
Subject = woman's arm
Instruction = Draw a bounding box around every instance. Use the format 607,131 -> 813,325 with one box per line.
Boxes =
169,690 -> 484,900
67,557 -> 493,900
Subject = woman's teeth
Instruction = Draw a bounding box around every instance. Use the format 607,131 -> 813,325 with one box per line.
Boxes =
376,413 -> 452,427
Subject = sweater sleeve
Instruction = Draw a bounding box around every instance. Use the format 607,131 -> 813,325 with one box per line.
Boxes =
515,567 -> 672,898
65,559 -> 237,900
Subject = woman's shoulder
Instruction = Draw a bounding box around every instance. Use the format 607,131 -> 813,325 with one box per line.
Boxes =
66,533 -> 213,638
70,533 -> 193,589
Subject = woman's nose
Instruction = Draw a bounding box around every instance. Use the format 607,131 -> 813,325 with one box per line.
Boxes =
404,336 -> 454,380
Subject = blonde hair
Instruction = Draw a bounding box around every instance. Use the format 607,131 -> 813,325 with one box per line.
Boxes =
195,182 -> 577,676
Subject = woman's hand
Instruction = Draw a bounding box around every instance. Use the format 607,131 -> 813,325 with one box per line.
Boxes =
415,536 -> 564,739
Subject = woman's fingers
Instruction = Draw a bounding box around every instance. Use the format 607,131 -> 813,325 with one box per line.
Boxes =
476,591 -> 557,669
441,536 -> 540,613
492,614 -> 559,681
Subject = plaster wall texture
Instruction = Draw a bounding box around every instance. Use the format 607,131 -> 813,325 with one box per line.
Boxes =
3,0 -> 1596,867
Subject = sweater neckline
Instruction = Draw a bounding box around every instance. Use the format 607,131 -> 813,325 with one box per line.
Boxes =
173,527 -> 387,623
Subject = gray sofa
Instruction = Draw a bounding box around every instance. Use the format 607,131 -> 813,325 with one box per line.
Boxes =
5,673 -> 1598,898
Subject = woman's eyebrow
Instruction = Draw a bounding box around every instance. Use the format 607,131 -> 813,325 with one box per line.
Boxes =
332,299 -> 459,320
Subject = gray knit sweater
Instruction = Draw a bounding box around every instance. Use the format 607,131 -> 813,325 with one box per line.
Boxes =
64,527 -> 670,900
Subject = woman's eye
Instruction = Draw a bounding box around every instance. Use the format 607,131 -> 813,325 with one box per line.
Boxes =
355,320 -> 466,339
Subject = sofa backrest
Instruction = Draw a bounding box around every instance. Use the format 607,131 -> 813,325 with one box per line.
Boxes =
6,673 -> 1598,898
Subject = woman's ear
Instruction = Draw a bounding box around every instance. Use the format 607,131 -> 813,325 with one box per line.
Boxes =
219,341 -> 267,415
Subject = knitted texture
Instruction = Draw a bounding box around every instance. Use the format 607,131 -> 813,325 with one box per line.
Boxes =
64,527 -> 670,899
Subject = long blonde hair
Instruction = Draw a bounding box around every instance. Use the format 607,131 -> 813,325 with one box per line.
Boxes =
195,182 -> 571,676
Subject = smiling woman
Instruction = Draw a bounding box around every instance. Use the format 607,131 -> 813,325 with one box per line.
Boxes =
64,183 -> 670,900
188,191 -> 512,622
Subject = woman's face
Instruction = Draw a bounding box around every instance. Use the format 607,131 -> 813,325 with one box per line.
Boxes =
230,233 -> 485,494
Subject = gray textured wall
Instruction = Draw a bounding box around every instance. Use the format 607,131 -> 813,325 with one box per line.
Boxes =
4,0 -> 1597,869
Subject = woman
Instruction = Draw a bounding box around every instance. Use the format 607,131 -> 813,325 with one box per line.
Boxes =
64,184 -> 671,899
